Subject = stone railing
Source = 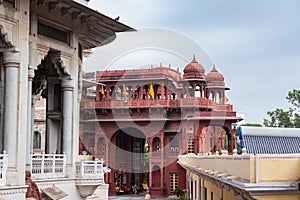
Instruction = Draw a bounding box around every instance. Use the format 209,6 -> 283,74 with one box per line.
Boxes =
180,98 -> 213,109
76,159 -> 110,183
0,152 -> 8,186
30,154 -> 66,179
82,98 -> 214,110
178,152 -> 255,182
212,103 -> 233,111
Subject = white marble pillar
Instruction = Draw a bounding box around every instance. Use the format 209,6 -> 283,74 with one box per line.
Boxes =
61,77 -> 74,174
3,51 -> 20,169
26,66 -> 35,168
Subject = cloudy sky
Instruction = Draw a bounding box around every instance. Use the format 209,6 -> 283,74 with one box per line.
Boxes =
84,0 -> 300,124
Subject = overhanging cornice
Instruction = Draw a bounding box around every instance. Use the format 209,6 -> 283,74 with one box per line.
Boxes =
31,0 -> 135,49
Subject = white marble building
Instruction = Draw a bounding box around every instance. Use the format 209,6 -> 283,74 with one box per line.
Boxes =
0,0 -> 133,199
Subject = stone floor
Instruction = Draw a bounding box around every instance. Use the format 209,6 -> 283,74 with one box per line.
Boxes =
108,192 -> 177,200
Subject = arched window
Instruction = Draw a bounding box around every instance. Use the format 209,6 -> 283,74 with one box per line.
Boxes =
209,92 -> 213,101
33,131 -> 41,149
172,93 -> 176,100
110,86 -> 115,100
195,85 -> 201,97
170,137 -> 179,156
117,87 -> 122,100
152,137 -> 161,152
135,85 -> 141,100
216,92 -> 220,104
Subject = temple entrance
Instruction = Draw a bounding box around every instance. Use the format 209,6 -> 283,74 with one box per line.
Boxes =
111,128 -> 146,194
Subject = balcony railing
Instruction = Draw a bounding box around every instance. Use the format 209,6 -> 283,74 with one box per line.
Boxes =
30,154 -> 66,179
0,152 -> 8,186
76,159 -> 110,183
81,98 -> 214,110
213,104 -> 233,111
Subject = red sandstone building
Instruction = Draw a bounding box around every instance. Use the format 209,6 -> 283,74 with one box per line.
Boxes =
80,56 -> 240,197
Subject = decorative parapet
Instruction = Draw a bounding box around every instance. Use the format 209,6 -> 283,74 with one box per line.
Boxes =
76,159 -> 110,183
30,154 -> 66,179
178,152 -> 254,183
81,98 -> 214,110
75,159 -> 111,198
178,152 -> 300,184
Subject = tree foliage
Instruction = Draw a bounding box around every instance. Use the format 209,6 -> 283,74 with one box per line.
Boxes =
286,89 -> 300,108
263,89 -> 300,128
242,123 -> 262,127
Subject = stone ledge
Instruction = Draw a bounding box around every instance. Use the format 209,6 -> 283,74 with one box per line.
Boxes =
0,185 -> 28,195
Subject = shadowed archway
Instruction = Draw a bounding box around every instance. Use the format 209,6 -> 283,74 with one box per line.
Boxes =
109,127 -> 147,194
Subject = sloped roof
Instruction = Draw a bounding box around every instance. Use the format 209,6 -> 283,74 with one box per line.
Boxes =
241,126 -> 300,154
244,135 -> 300,154
32,0 -> 135,49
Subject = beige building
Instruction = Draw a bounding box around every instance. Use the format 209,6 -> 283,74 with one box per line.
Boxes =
179,153 -> 300,200
178,127 -> 300,200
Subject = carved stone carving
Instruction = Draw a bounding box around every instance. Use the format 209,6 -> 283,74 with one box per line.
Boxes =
25,171 -> 45,200
0,25 -> 13,48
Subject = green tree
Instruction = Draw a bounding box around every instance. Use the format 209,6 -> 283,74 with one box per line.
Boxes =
263,89 -> 300,128
242,123 -> 262,127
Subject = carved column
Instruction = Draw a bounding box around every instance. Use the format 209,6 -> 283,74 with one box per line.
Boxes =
3,51 -> 20,170
26,66 -> 35,168
139,85 -> 143,99
160,135 -> 164,188
61,77 -> 74,173
105,84 -> 110,100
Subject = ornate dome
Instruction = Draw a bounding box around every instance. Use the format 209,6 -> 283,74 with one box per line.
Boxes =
183,55 -> 205,74
206,65 -> 224,82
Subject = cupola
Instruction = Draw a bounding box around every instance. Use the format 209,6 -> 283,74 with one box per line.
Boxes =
183,55 -> 206,80
206,65 -> 226,88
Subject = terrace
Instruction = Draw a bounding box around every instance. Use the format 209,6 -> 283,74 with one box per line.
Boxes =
178,151 -> 300,184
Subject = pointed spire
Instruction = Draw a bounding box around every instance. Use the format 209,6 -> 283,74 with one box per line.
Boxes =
192,54 -> 197,63
212,64 -> 218,72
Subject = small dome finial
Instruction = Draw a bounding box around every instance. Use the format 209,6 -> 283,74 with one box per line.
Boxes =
212,64 -> 218,72
192,54 -> 197,63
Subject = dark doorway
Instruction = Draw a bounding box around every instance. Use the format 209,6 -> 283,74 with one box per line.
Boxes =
113,128 -> 146,193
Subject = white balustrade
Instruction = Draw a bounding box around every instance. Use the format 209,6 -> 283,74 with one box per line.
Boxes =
30,154 -> 66,179
76,159 -> 110,183
0,151 -> 8,186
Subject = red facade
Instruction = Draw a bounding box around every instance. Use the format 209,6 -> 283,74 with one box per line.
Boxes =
80,56 -> 240,197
